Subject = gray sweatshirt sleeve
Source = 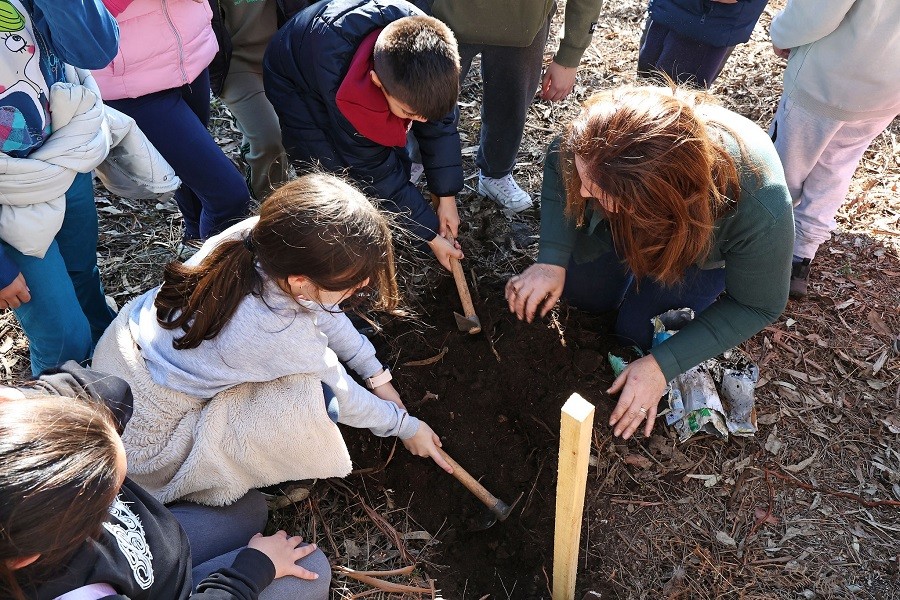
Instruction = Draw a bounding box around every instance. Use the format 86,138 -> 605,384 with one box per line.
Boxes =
307,305 -> 419,439
310,306 -> 383,379
315,347 -> 419,439
770,0 -> 855,49
266,310 -> 418,439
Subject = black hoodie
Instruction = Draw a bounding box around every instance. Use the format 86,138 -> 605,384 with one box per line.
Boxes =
14,362 -> 276,600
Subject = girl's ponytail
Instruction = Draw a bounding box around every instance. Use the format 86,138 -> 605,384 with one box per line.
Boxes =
155,173 -> 400,351
155,237 -> 261,350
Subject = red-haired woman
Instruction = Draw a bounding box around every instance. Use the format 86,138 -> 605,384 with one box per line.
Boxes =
506,86 -> 793,440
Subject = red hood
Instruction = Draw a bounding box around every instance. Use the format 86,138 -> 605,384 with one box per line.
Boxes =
335,29 -> 411,148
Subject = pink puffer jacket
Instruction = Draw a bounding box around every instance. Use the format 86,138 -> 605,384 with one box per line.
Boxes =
93,0 -> 219,100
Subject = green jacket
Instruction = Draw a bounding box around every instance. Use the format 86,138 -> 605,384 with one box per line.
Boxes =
431,0 -> 603,67
537,104 -> 794,381
221,0 -> 279,74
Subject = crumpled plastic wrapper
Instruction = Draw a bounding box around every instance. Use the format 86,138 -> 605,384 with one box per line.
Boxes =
607,308 -> 759,442
665,363 -> 730,440
711,352 -> 759,437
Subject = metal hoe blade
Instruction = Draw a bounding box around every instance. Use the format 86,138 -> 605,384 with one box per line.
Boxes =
465,491 -> 525,531
454,311 -> 482,334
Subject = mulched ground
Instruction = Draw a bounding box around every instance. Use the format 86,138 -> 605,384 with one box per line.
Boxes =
341,275 -> 620,599
1,0 -> 898,598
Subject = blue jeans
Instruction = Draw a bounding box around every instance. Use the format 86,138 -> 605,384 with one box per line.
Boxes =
4,173 -> 116,375
562,250 -> 726,350
107,70 -> 251,240
322,382 -> 339,423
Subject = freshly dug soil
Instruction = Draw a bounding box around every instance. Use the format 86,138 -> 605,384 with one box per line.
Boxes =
344,278 -> 623,599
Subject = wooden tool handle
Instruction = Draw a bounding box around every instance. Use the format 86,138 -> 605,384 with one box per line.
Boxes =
450,258 -> 476,318
437,448 -> 500,509
429,194 -> 479,325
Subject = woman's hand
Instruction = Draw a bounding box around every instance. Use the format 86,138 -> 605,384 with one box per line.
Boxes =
505,263 -> 566,322
608,354 -> 668,439
435,195 -> 460,240
247,531 -> 320,580
402,421 -> 453,473
427,235 -> 464,271
372,380 -> 405,410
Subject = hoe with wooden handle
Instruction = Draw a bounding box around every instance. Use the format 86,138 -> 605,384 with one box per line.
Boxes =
430,195 -> 481,334
449,258 -> 481,334
437,448 -> 522,529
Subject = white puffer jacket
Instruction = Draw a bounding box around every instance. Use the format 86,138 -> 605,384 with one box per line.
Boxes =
0,66 -> 180,258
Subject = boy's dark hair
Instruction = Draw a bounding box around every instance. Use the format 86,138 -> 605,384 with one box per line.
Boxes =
155,173 -> 400,350
373,15 -> 460,121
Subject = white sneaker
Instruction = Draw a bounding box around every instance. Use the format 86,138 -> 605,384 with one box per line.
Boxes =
477,172 -> 533,213
409,162 -> 424,184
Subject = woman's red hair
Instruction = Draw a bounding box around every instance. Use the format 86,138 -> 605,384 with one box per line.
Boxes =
564,86 -> 745,285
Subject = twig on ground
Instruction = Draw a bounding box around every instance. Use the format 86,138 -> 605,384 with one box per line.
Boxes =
310,495 -> 341,560
765,463 -> 900,508
520,457 -> 547,517
610,499 -> 664,507
334,565 -> 432,595
402,347 -> 448,367
330,479 -> 416,563
487,330 -> 502,362
350,438 -> 398,477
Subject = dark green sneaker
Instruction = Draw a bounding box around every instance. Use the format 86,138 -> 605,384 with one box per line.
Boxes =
789,258 -> 811,298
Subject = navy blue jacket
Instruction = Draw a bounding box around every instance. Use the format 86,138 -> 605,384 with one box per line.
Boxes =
648,0 -> 768,48
263,0 -> 462,241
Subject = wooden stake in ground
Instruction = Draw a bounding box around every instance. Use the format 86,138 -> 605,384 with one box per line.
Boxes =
553,393 -> 595,600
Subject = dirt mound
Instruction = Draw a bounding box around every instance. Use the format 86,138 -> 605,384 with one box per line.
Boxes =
344,282 -> 620,598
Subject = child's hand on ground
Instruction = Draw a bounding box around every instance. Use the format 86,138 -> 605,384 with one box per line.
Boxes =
403,421 -> 453,473
372,381 -> 405,410
247,531 -> 319,580
427,235 -> 464,271
435,195 -> 460,240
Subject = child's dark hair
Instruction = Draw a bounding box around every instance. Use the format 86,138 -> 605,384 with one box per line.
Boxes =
0,395 -> 121,600
155,173 -> 400,350
373,15 -> 460,121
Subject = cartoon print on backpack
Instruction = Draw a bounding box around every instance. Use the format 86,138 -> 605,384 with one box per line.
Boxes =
0,0 -> 50,157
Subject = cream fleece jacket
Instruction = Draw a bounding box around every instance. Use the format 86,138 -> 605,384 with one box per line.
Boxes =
770,0 -> 900,121
128,217 -> 419,441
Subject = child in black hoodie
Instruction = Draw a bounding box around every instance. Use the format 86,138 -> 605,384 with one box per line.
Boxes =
0,362 -> 330,600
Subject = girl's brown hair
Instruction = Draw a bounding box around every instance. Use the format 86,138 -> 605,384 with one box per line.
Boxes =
156,173 -> 400,350
0,395 -> 121,600
564,86 -> 742,285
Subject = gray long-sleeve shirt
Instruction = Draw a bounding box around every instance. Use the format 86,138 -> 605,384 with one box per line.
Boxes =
130,218 -> 419,439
